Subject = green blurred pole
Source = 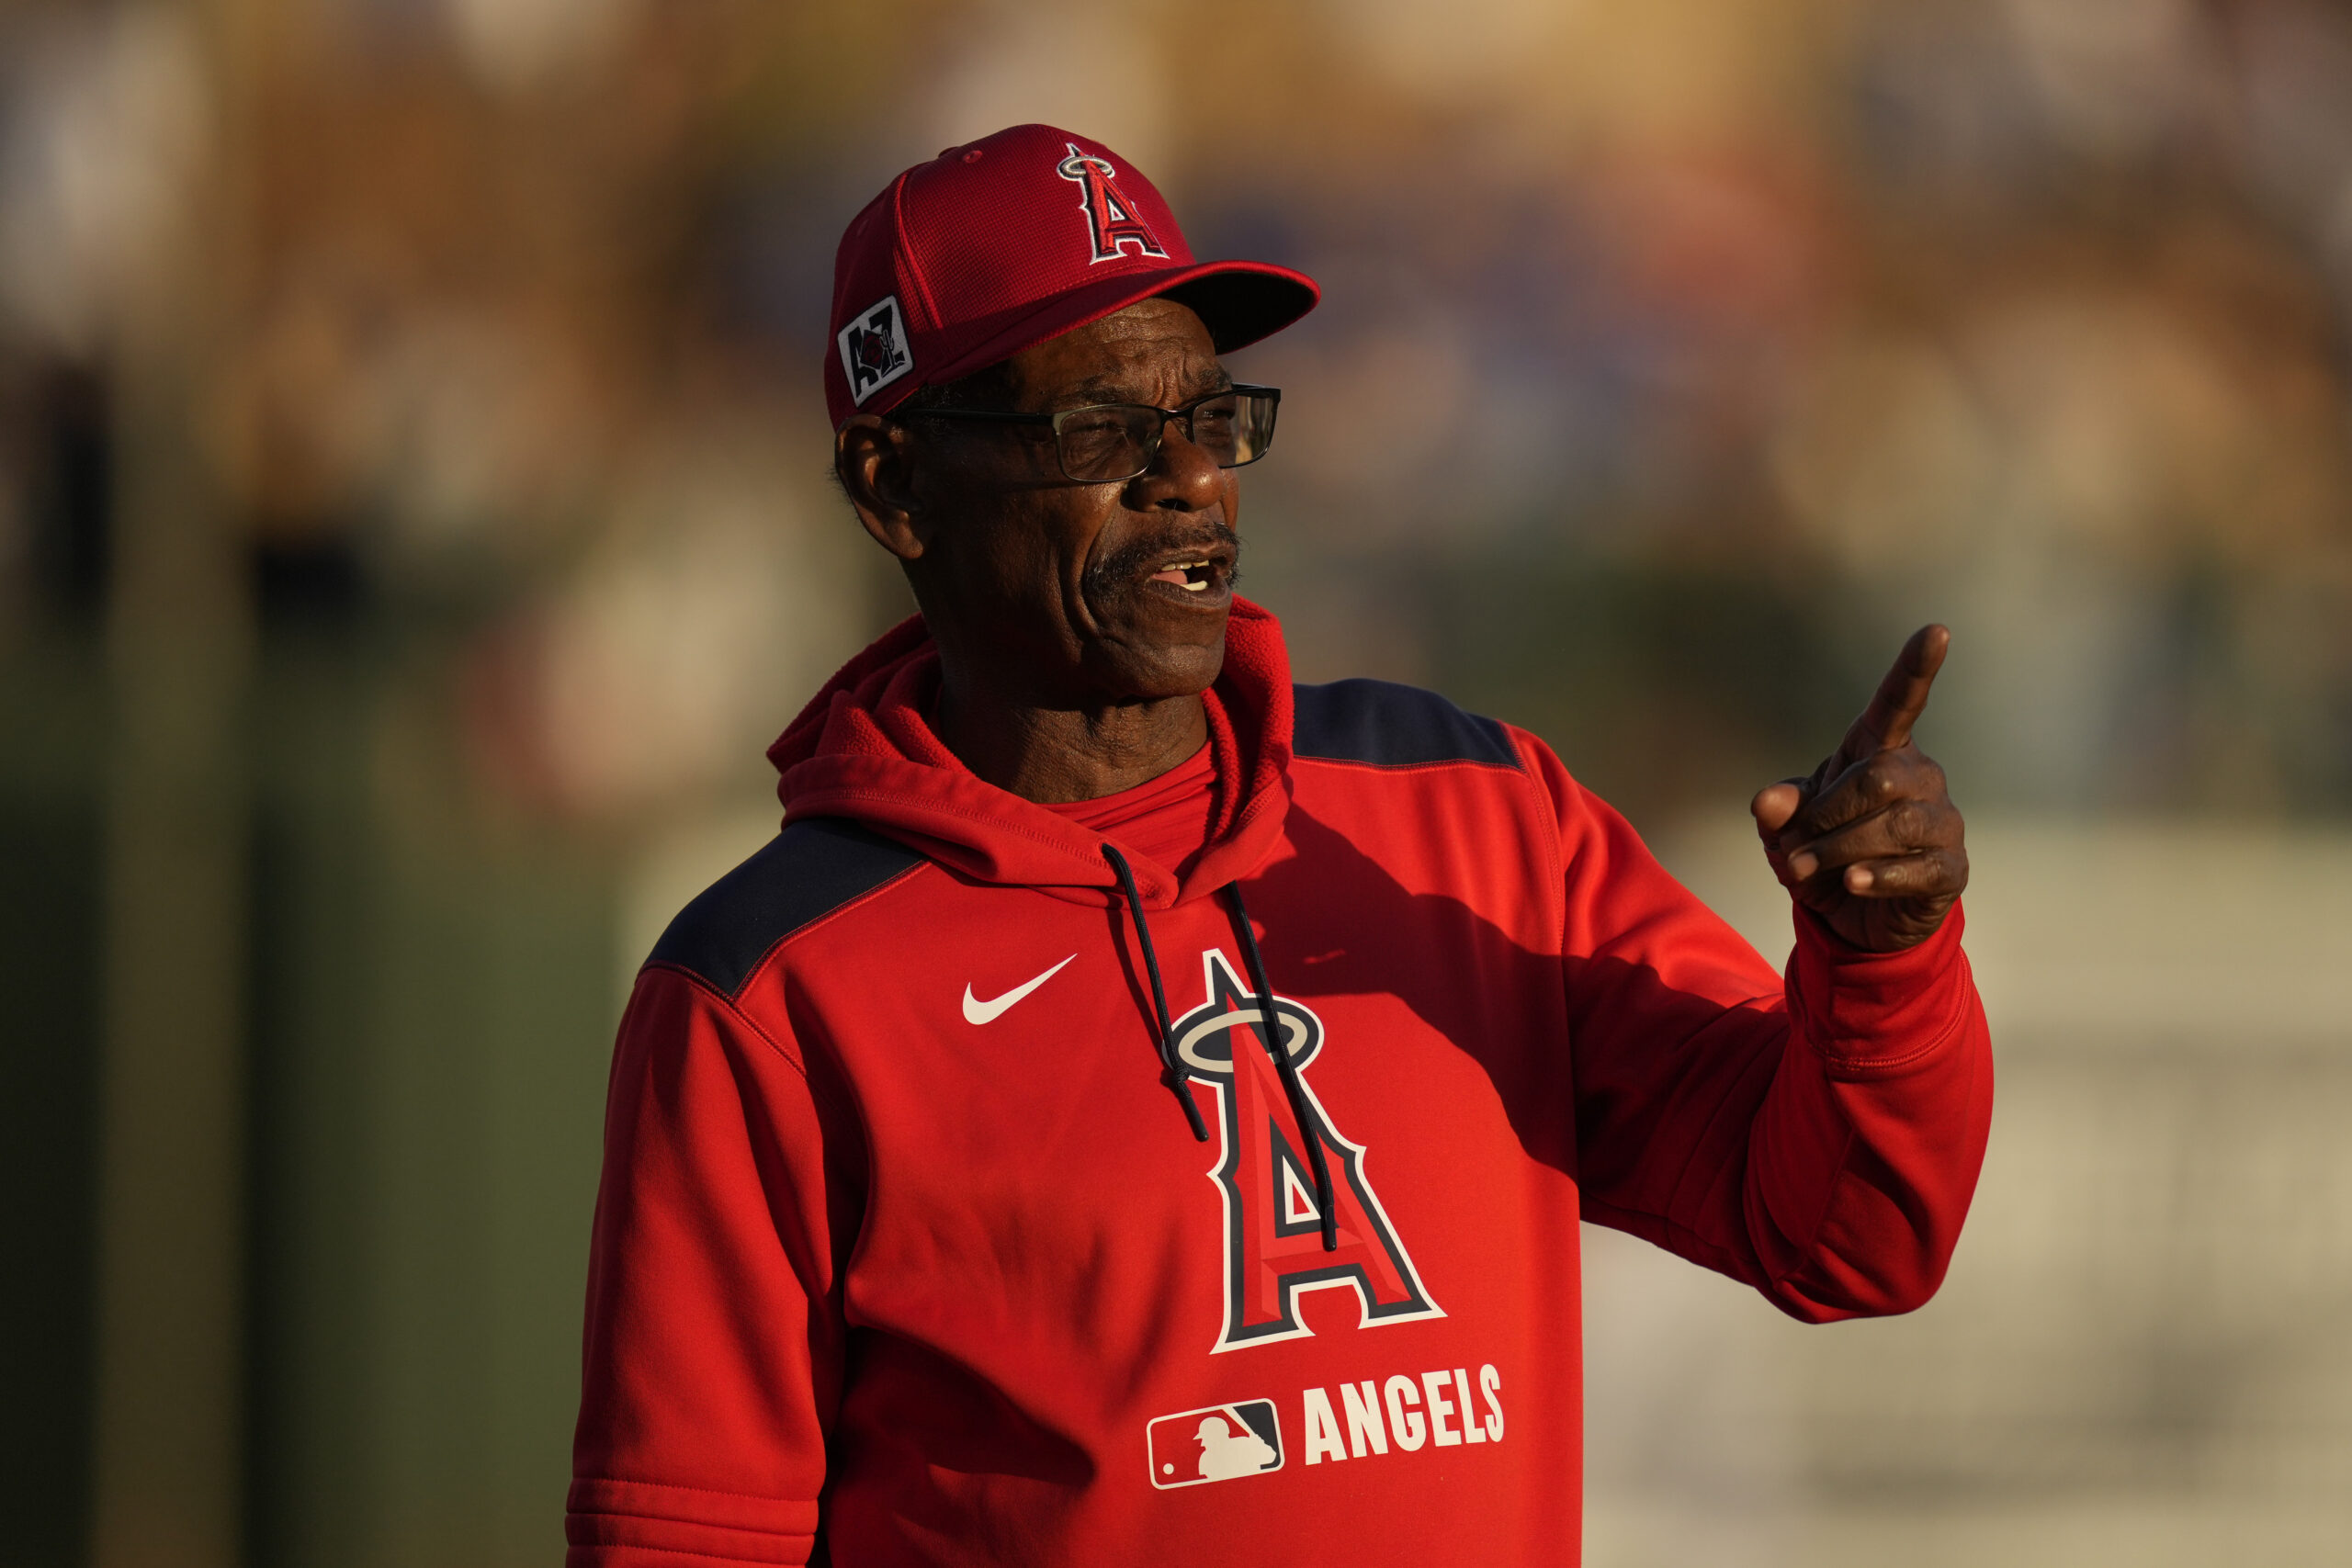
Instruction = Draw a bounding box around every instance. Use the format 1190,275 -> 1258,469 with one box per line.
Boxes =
88,5 -> 254,1565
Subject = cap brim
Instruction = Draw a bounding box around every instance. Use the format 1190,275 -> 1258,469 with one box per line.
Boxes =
901,259 -> 1319,408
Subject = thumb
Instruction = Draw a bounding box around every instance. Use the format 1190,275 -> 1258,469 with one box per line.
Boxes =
1751,780 -> 1804,839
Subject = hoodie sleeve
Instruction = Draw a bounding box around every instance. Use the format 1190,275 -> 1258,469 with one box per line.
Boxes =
1521,734 -> 1995,1322
568,964 -> 862,1565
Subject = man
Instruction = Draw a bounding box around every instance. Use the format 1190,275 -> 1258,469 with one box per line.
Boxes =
568,124 -> 1990,1566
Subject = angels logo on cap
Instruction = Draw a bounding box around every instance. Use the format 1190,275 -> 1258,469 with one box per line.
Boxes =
1056,142 -> 1169,265
837,295 -> 914,406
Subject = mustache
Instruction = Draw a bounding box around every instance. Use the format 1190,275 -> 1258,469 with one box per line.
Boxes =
1083,521 -> 1241,597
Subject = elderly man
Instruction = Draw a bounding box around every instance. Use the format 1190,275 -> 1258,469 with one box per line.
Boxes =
568,124 -> 1991,1567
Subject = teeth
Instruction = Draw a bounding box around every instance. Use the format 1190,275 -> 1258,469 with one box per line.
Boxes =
1153,559 -> 1216,592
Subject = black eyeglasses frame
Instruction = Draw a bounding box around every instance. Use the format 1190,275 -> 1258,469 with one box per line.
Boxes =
889,383 -> 1282,485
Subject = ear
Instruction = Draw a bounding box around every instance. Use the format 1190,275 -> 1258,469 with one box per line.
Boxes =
836,415 -> 930,561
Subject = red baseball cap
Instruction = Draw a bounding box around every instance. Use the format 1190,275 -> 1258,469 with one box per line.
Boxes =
825,123 -> 1319,427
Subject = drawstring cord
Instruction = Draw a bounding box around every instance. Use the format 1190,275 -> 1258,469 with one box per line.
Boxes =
1226,883 -> 1338,1252
1104,845 -> 1210,1143
1104,847 -> 1338,1254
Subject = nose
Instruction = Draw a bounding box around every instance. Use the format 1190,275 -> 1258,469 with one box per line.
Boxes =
1124,415 -> 1227,513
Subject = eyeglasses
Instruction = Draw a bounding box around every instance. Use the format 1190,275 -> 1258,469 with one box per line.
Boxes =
893,384 -> 1282,484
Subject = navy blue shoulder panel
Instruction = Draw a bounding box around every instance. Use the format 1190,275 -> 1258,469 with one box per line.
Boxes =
1290,679 -> 1521,770
647,817 -> 926,998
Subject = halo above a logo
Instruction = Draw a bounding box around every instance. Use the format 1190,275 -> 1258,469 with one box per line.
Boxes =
1171,951 -> 1323,1078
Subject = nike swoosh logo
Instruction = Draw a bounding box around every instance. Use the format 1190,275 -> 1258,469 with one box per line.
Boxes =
962,954 -> 1076,1025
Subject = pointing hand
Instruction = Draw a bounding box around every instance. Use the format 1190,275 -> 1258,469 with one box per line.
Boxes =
1749,625 -> 1967,952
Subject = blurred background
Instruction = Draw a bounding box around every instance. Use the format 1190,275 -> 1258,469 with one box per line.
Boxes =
3,0 -> 2349,1564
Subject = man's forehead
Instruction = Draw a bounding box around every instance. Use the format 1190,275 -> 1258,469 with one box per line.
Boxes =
1008,299 -> 1227,405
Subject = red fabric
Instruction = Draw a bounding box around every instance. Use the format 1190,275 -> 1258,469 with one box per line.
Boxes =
825,124 -> 1318,425
1037,728 -> 1221,884
574,602 -> 1995,1566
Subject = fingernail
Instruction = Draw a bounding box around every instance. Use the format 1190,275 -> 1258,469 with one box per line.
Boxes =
1848,866 -> 1874,891
1788,852 -> 1818,880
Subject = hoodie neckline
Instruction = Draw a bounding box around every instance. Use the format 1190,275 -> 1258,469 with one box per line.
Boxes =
767,598 -> 1296,908
1041,726 -> 1216,868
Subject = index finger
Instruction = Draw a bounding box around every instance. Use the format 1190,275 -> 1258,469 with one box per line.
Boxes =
1835,624 -> 1949,767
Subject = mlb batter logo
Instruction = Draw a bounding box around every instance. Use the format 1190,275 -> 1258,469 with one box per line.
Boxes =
1146,1400 -> 1283,1489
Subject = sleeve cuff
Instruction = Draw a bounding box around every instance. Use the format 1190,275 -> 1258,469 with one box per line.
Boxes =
1788,900 -> 1974,1074
566,1477 -> 818,1566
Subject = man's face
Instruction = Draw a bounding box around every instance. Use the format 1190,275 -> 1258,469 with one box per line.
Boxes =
876,298 -> 1242,707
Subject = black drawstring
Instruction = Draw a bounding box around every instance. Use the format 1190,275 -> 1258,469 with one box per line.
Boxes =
1104,848 -> 1337,1253
1104,845 -> 1209,1143
1225,883 -> 1339,1253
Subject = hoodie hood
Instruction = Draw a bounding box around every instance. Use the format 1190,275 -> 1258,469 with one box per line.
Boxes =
768,598 -> 1296,909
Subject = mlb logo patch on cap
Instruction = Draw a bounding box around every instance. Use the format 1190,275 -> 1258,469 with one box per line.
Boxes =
1146,1399 -> 1283,1489
838,295 -> 913,405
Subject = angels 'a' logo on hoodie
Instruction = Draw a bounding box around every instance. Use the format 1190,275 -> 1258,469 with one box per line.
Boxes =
1173,950 -> 1443,1353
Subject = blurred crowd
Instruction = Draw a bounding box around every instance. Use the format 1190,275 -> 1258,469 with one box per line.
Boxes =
4,2 -> 2351,1566
7,0 -> 2351,825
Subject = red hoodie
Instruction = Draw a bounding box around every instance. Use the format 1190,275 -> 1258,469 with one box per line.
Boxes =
569,601 -> 1993,1566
